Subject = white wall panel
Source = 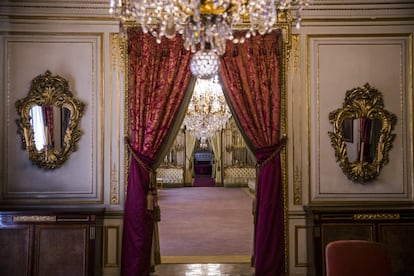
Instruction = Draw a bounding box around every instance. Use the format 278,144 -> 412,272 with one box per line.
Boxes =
308,34 -> 412,202
102,216 -> 123,276
1,33 -> 103,203
288,217 -> 309,276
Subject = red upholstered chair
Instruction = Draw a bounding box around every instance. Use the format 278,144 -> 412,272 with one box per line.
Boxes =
325,240 -> 392,276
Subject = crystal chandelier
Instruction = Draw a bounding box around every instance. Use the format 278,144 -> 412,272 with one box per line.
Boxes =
184,75 -> 231,139
190,50 -> 221,79
109,0 -> 311,78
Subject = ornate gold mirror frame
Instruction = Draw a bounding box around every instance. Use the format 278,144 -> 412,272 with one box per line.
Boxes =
15,70 -> 85,169
328,83 -> 397,183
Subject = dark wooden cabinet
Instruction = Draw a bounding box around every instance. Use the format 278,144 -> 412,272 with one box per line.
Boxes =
0,208 -> 104,276
304,204 -> 414,276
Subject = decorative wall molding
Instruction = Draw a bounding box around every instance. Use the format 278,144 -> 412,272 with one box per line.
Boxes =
110,33 -> 125,71
294,166 -> 302,205
104,224 -> 121,268
288,34 -> 303,206
13,215 -> 56,222
302,1 -> 414,21
294,225 -> 308,267
1,32 -> 104,203
110,164 -> 119,205
308,33 -> 412,202
288,217 -> 309,275
0,1 -> 111,17
109,32 -> 124,206
1,1 -> 413,21
353,213 -> 400,220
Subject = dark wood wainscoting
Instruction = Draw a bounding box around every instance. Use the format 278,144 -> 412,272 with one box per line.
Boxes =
0,208 -> 104,276
304,204 -> 414,276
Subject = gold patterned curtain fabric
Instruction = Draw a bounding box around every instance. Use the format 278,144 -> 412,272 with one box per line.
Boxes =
220,30 -> 282,149
219,30 -> 285,275
128,28 -> 192,157
122,29 -> 192,275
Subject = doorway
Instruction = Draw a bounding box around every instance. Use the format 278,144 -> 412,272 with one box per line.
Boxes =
123,28 -> 287,275
157,116 -> 255,263
157,186 -> 254,264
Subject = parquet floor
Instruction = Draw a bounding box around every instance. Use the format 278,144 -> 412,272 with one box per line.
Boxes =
154,187 -> 255,275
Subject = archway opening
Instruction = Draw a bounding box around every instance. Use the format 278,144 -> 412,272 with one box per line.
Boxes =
156,78 -> 256,264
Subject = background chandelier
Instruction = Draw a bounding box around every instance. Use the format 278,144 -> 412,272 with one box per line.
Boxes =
184,75 -> 231,139
109,0 -> 310,78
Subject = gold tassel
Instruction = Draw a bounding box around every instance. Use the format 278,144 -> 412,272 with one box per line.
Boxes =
147,170 -> 161,221
153,204 -> 161,221
146,170 -> 156,211
146,191 -> 154,211
151,177 -> 161,221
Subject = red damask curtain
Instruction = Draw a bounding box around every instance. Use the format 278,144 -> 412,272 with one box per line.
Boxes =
44,105 -> 54,147
220,30 -> 286,275
121,29 -> 192,276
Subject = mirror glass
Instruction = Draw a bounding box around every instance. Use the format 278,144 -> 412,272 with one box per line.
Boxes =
328,83 -> 396,183
343,118 -> 382,163
30,105 -> 71,152
15,70 -> 85,169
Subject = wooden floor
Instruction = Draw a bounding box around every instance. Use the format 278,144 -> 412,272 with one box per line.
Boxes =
158,187 -> 254,257
155,187 -> 255,275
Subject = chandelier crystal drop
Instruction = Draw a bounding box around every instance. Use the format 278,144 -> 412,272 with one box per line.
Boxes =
190,50 -> 221,79
184,75 -> 231,139
109,0 -> 311,77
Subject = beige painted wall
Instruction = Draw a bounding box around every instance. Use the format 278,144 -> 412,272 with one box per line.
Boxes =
4,34 -> 103,202
286,3 -> 414,275
1,1 -> 413,275
309,34 -> 411,201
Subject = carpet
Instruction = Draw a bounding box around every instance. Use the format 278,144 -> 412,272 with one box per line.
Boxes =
193,176 -> 216,187
194,164 -> 212,175
158,187 -> 254,263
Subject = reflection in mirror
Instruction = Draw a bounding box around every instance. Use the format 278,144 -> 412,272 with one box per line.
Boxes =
30,105 -> 71,151
344,118 -> 382,163
15,70 -> 84,169
329,83 -> 396,183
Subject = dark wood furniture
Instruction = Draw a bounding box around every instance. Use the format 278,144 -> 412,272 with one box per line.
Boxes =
0,208 -> 104,276
304,204 -> 414,276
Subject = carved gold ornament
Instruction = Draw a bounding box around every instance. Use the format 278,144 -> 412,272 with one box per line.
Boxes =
15,70 -> 85,169
328,83 -> 396,183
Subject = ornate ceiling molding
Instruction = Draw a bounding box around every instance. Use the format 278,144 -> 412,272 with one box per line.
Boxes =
1,1 -> 413,21
302,1 -> 414,22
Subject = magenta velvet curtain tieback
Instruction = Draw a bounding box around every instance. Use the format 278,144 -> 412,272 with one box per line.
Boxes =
124,136 -> 154,172
256,136 -> 287,168
125,137 -> 158,212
